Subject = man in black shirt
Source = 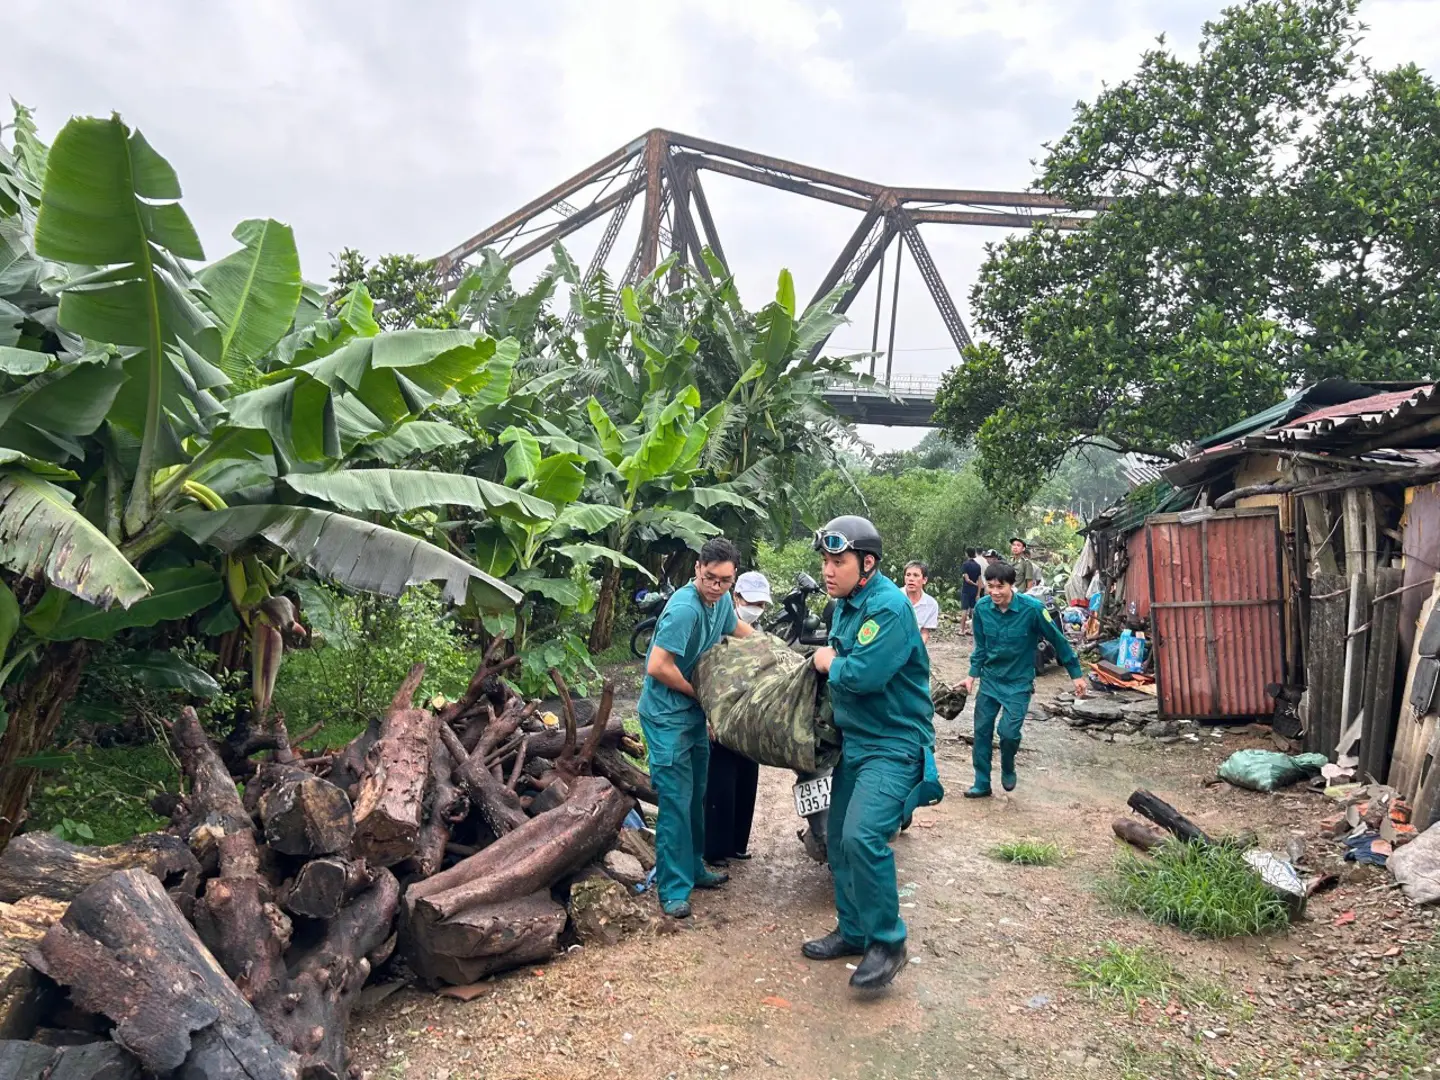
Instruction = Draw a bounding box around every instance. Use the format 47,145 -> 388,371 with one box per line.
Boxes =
959,548 -> 982,636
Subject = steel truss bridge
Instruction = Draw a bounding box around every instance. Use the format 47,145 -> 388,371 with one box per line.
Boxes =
433,130 -> 1097,427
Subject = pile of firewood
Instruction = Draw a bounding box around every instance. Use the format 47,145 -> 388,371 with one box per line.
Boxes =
0,642 -> 657,1079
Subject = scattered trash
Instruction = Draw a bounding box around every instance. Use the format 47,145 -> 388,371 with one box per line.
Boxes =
1388,822 -> 1440,904
1218,749 -> 1328,792
1325,782 -> 1366,801
898,882 -> 919,899
1243,850 -> 1307,914
1025,994 -> 1051,1009
1343,832 -> 1390,866
436,982 -> 490,1003
622,808 -> 646,831
761,996 -> 791,1009
1334,910 -> 1356,926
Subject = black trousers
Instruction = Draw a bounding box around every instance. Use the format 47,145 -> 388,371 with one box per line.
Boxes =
703,741 -> 759,862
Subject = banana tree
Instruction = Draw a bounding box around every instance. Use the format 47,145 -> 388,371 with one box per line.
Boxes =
0,110 -> 533,846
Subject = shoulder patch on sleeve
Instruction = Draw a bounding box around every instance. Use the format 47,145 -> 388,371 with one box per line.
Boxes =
857,619 -> 880,645
1041,608 -> 1053,624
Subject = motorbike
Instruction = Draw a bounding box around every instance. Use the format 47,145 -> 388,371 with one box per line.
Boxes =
764,572 -> 835,648
764,572 -> 837,862
1027,584 -> 1068,674
628,577 -> 675,660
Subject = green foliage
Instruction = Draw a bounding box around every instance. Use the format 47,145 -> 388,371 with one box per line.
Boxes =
989,839 -> 1062,866
1064,942 -> 1233,1015
273,584 -> 477,735
1100,842 -> 1293,938
934,0 -> 1440,504
26,742 -> 174,846
331,249 -> 457,330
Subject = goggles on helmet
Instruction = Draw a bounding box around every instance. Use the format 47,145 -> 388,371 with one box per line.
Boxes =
814,529 -> 856,555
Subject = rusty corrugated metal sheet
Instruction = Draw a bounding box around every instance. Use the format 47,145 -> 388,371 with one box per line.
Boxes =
1123,529 -> 1152,619
1399,483 -> 1440,664
1146,509 -> 1286,720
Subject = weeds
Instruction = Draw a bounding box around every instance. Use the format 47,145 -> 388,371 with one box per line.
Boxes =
1065,942 -> 1232,1015
1100,842 -> 1291,938
990,838 -> 1063,866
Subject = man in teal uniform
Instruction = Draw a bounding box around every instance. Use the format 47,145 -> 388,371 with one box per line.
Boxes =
801,516 -> 935,991
959,561 -> 1087,797
639,537 -> 753,919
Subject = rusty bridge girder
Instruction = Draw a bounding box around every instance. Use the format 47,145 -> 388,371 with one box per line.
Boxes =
433,129 -> 1102,374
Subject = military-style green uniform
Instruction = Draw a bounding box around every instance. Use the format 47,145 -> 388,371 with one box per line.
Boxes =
968,592 -> 1081,790
637,583 -> 736,905
825,572 -> 934,948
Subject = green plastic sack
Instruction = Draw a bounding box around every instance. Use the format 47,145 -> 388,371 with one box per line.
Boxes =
1217,749 -> 1328,792
693,632 -> 841,772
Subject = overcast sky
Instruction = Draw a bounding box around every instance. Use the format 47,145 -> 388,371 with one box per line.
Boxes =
10,0 -> 1440,450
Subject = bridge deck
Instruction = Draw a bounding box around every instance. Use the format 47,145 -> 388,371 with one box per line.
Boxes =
823,374 -> 940,427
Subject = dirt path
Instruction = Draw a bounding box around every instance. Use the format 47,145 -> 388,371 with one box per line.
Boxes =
353,635 -> 1437,1080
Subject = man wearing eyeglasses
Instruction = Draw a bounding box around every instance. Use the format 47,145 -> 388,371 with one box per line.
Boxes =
638,537 -> 755,919
801,516 -> 937,992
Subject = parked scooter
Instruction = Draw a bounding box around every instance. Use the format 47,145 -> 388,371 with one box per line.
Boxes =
764,572 -> 837,862
1026,584 -> 1067,674
629,577 -> 675,660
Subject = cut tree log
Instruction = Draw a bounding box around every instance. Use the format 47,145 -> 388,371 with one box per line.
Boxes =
436,725 -> 527,838
278,857 -> 376,921
1111,818 -> 1171,852
254,765 -> 355,857
493,715 -> 625,763
0,1039 -> 140,1080
0,832 -> 200,904
1126,789 -> 1214,845
408,776 -> 632,926
405,891 -> 565,987
29,869 -> 300,1079
411,735 -> 468,879
351,663 -> 438,868
327,716 -> 381,795
592,746 -> 658,805
258,870 -> 400,1080
0,897 -> 66,1039
171,707 -> 256,862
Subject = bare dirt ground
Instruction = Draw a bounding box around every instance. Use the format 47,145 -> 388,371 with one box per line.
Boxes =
353,634 -> 1438,1080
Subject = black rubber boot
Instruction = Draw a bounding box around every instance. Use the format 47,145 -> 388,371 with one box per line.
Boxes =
802,929 -> 865,961
1000,738 -> 1021,792
850,941 -> 908,990
963,785 -> 992,799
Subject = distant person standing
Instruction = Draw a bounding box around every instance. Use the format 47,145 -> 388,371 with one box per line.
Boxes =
959,548 -> 982,636
704,571 -> 769,865
1009,538 -> 1039,593
902,561 -> 940,645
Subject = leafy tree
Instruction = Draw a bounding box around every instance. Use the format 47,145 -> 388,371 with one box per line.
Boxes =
934,0 -> 1440,504
331,248 -> 458,330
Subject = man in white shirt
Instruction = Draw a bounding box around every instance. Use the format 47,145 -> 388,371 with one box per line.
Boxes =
903,561 -> 940,644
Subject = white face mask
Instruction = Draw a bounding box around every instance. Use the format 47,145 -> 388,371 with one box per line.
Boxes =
737,603 -> 766,625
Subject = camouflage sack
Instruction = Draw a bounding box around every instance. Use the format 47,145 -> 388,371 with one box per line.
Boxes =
693,632 -> 841,772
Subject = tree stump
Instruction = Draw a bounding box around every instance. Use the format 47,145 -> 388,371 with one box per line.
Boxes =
256,767 -> 355,857
278,858 -> 375,921
405,891 -> 565,988
352,665 -> 437,868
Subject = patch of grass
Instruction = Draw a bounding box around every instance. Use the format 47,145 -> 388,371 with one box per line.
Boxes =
1065,942 -> 1232,1015
990,838 -> 1062,866
1099,842 -> 1291,938
27,742 -> 177,846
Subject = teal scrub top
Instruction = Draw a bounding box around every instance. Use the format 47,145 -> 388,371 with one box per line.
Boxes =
637,582 -> 737,728
969,592 -> 1082,689
827,572 -> 934,755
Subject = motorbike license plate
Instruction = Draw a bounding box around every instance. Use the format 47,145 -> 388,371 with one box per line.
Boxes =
792,775 -> 832,816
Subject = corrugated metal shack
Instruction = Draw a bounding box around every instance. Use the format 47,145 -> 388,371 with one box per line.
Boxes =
1084,381 -> 1440,825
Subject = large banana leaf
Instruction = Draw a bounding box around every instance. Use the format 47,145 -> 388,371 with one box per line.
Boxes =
357,420 -> 471,464
38,565 -> 222,641
0,354 -> 128,462
627,507 -> 720,550
282,469 -> 554,524
0,469 -> 150,608
508,569 -> 581,609
524,454 -> 586,508
620,385 -> 701,491
198,218 -> 302,377
169,504 -> 521,611
552,542 -> 652,578
553,502 -> 627,535
34,115 -> 221,531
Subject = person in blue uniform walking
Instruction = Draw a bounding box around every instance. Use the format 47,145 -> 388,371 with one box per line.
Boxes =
959,561 -> 1087,798
639,537 -> 754,919
801,516 -> 936,991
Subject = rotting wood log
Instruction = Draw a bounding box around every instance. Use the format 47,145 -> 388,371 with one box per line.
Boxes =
502,716 -> 626,763
1126,790 -> 1213,845
0,1039 -> 140,1080
437,641 -> 518,727
0,897 -> 66,1040
592,746 -> 658,805
0,832 -> 200,905
406,891 -> 566,988
255,765 -> 355,857
328,716 -> 381,795
437,725 -> 528,838
412,735 -> 468,879
525,778 -> 570,816
1111,818 -> 1170,852
171,707 -> 256,868
30,869 -> 300,1079
260,870 -> 400,1080
351,664 -> 438,868
407,776 -> 632,926
278,857 -> 376,921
